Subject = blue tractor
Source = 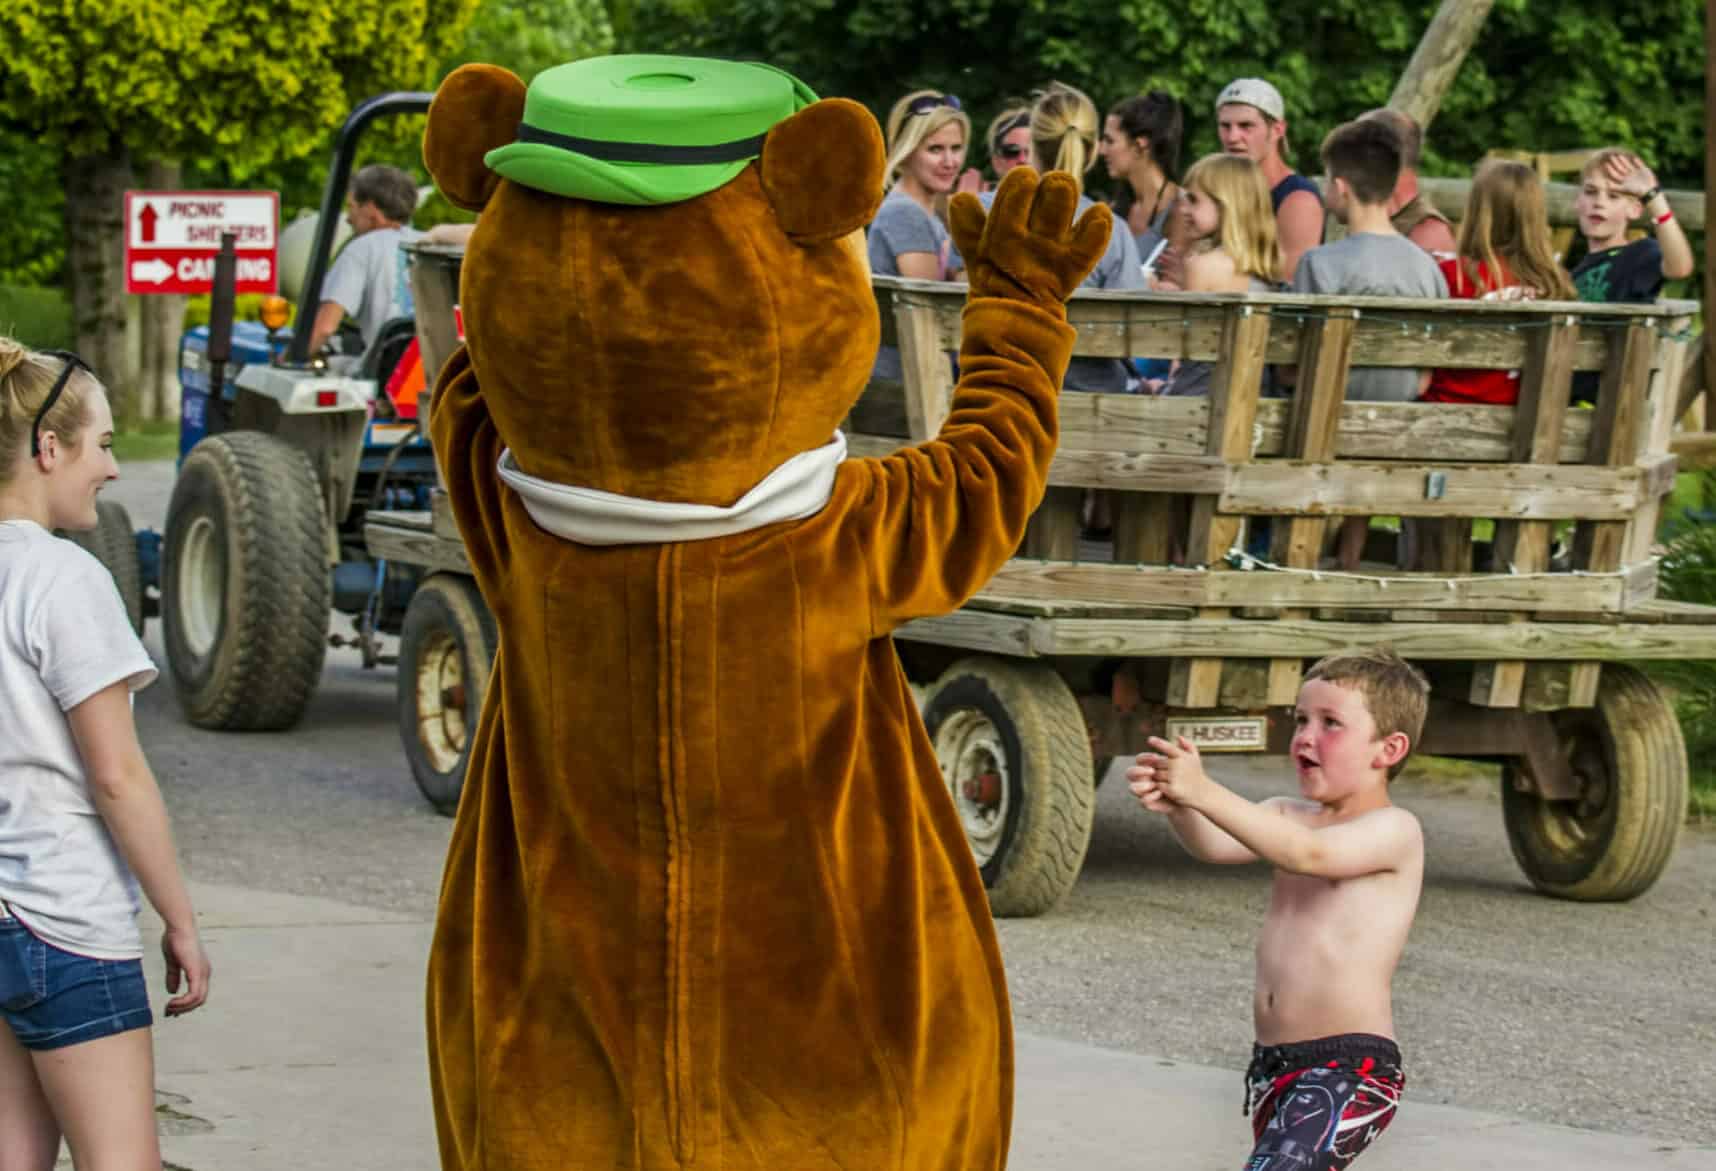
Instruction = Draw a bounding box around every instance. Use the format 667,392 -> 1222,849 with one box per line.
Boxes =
155,94 -> 446,734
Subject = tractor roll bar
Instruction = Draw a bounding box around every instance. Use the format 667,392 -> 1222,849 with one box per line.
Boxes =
287,91 -> 436,366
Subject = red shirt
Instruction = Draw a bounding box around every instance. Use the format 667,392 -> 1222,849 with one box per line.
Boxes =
1423,258 -> 1531,405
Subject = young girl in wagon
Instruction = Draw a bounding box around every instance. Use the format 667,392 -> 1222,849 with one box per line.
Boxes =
1155,153 -> 1283,397
0,338 -> 210,1169
1423,159 -> 1577,406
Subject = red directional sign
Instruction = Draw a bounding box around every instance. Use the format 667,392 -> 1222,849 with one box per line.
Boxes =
124,190 -> 279,295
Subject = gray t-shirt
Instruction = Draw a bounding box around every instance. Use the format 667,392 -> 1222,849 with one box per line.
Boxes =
868,188 -> 954,279
868,189 -> 957,381
1290,232 -> 1448,402
322,224 -> 424,352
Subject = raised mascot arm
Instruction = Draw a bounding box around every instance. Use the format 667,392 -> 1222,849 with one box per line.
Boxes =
856,167 -> 1111,634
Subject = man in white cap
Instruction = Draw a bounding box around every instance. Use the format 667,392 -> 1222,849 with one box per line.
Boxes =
1216,77 -> 1324,279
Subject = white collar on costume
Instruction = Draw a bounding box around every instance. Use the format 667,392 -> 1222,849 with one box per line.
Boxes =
496,432 -> 847,547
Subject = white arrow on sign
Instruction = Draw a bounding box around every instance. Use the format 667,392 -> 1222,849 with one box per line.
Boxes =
130,258 -> 173,285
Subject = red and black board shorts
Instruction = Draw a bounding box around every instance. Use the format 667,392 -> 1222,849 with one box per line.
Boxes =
1242,1033 -> 1404,1171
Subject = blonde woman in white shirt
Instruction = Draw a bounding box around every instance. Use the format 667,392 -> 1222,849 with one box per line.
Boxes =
0,338 -> 209,1171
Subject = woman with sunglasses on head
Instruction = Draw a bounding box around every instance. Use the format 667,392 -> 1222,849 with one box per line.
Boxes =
0,338 -> 210,1170
868,89 -> 970,379
1100,91 -> 1187,288
871,89 -> 969,282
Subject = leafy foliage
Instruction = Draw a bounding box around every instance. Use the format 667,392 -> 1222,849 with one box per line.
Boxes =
0,0 -> 483,172
445,0 -> 616,84
0,129 -> 62,286
0,283 -> 72,349
624,0 -> 1705,188
1646,476 -> 1716,819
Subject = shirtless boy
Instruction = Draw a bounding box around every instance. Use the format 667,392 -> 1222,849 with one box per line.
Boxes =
1127,646 -> 1429,1170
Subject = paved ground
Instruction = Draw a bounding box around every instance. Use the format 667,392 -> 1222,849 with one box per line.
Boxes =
129,882 -> 1716,1171
107,461 -> 1716,1155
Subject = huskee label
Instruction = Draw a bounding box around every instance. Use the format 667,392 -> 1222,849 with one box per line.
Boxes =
1164,716 -> 1268,753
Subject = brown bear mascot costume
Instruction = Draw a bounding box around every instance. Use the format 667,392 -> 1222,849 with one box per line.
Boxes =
420,55 -> 1109,1170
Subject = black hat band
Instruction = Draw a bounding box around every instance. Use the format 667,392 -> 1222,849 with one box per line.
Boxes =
516,122 -> 768,165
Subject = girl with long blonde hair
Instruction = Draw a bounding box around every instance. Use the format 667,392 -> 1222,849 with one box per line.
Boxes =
868,90 -> 970,380
1157,154 -> 1282,396
1425,160 -> 1576,405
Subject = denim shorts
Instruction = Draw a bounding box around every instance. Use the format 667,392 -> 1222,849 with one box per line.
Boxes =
0,914 -> 152,1050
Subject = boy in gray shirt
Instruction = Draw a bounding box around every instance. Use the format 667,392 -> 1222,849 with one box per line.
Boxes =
1289,118 -> 1447,567
1290,119 -> 1447,402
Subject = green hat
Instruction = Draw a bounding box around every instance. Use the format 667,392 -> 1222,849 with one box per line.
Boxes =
484,55 -> 818,207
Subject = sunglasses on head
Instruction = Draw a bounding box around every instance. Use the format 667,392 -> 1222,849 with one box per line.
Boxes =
30,350 -> 91,458
907,93 -> 961,117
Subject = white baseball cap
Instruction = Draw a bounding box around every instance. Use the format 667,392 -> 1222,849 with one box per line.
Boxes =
1216,78 -> 1285,121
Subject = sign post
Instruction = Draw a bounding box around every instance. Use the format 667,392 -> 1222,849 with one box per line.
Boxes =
124,190 -> 279,296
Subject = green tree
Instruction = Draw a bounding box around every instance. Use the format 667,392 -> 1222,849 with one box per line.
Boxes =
0,0 -> 482,419
447,0 -> 616,83
624,0 -> 1704,188
0,128 -> 63,287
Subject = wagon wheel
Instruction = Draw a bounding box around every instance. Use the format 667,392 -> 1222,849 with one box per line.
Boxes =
397,574 -> 497,816
921,656 -> 1096,918
1502,665 -> 1687,901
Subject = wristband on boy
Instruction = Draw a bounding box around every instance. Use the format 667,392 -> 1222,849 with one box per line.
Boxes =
1654,210 -> 1674,226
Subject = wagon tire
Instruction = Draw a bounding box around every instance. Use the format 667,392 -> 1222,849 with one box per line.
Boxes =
62,499 -> 143,636
162,432 -> 329,731
398,574 -> 496,816
922,656 -> 1096,917
1502,665 -> 1687,901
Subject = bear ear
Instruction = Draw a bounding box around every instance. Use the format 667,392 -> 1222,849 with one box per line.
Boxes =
423,64 -> 527,212
759,98 -> 885,244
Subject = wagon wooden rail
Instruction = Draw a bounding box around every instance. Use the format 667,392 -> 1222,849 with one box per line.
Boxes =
849,277 -> 1706,914
373,249 -> 1709,916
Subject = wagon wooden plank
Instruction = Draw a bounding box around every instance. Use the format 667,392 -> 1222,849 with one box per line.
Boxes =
1054,395 -> 1600,463
898,613 -> 1716,661
1473,317 -> 1577,706
894,299 -> 953,441
977,556 -> 1631,611
1220,459 -> 1647,519
1627,597 -> 1716,623
1175,305 -> 1272,707
365,518 -> 472,576
430,490 -> 460,543
1268,308 -> 1357,702
877,281 -> 1691,366
1022,487 -> 1083,559
1543,319 -> 1662,705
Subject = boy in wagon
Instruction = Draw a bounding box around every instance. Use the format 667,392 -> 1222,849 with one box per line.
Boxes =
1127,646 -> 1429,1170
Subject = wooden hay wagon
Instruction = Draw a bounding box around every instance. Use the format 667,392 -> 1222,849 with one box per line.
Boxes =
857,277 -> 1710,916
372,248 -> 1712,916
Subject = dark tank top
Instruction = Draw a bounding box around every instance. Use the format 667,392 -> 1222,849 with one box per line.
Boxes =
1270,172 -> 1323,213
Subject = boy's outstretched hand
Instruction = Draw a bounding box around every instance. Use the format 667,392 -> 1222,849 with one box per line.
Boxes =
1126,734 -> 1213,812
947,167 -> 1112,315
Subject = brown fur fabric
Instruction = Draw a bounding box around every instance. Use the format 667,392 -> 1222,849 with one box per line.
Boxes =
423,63 -> 1109,1169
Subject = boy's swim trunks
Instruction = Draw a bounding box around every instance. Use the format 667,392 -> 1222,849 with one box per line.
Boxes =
1242,1033 -> 1404,1171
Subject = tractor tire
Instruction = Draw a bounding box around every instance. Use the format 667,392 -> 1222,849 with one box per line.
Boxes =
922,656 -> 1096,917
162,432 -> 329,731
1502,665 -> 1687,901
398,574 -> 496,816
62,499 -> 143,636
